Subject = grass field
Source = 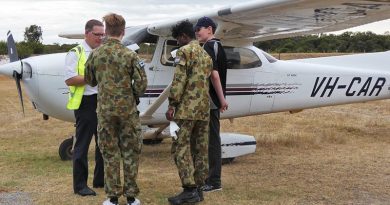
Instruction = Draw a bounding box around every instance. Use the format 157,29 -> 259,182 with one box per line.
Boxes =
1,53 -> 390,204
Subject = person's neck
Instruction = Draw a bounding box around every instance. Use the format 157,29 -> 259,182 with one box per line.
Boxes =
206,35 -> 215,42
108,36 -> 122,41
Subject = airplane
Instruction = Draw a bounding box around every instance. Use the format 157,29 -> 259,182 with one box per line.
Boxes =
1,0 -> 390,163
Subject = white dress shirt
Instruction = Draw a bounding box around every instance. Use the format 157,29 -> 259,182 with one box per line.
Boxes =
64,40 -> 97,95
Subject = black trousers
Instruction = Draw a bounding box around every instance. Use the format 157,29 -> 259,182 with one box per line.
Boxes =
73,94 -> 104,192
206,109 -> 222,186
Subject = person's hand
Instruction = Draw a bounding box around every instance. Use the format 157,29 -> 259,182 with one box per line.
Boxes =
219,100 -> 228,113
165,107 -> 175,121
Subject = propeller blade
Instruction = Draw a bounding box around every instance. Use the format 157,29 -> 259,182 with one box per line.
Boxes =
13,70 -> 24,115
7,31 -> 19,62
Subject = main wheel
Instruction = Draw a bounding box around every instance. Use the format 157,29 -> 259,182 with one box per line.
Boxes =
59,137 -> 73,161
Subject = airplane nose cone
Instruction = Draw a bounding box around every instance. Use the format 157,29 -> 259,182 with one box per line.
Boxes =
0,61 -> 22,78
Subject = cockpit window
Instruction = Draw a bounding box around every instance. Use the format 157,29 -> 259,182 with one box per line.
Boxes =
224,47 -> 262,69
138,43 -> 156,63
160,41 -> 262,69
161,40 -> 179,66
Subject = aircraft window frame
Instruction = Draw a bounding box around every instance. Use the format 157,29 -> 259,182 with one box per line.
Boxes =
224,46 -> 262,69
160,40 -> 179,67
262,51 -> 278,63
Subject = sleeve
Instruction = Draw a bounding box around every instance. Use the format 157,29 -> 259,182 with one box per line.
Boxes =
168,49 -> 187,108
84,52 -> 97,87
131,54 -> 148,96
64,51 -> 78,81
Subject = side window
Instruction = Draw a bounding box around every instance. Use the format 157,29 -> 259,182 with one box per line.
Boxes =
138,43 -> 156,63
224,47 -> 262,69
161,40 -> 179,66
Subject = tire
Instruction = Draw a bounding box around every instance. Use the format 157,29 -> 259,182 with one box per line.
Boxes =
143,139 -> 163,145
222,157 -> 234,165
59,137 -> 73,161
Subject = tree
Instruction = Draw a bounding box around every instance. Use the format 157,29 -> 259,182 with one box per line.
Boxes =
0,41 -> 7,55
16,42 -> 33,59
24,25 -> 43,43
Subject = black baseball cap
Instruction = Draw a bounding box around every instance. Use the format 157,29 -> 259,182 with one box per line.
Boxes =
194,16 -> 216,30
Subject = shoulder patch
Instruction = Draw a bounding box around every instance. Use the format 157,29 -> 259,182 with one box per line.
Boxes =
138,60 -> 145,68
174,57 -> 181,65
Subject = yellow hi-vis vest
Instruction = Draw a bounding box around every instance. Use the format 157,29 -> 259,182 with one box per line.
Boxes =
66,45 -> 86,110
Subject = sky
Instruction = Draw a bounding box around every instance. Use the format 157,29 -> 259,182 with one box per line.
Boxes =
0,0 -> 390,44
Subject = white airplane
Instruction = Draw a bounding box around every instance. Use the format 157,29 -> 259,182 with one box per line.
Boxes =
1,0 -> 390,163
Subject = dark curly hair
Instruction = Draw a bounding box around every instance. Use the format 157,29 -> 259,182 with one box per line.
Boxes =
171,20 -> 195,39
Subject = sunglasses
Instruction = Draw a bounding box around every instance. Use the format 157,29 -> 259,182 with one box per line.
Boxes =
91,32 -> 105,37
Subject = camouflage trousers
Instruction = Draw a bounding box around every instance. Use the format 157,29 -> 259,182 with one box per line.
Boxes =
97,112 -> 142,198
171,119 -> 209,187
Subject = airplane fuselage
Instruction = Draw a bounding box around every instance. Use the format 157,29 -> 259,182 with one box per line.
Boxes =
6,37 -> 389,125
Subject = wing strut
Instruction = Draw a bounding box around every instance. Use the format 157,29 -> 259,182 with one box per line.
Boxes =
140,83 -> 172,121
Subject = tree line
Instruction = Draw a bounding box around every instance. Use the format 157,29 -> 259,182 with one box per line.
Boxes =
0,25 -> 76,58
1,25 -> 390,58
255,31 -> 390,53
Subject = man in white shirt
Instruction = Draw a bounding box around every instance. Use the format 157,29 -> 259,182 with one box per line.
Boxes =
64,19 -> 105,196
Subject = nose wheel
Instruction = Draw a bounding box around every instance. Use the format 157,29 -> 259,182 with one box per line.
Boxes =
59,136 -> 74,160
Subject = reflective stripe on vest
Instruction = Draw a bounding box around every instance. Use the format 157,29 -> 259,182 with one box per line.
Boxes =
66,45 -> 86,110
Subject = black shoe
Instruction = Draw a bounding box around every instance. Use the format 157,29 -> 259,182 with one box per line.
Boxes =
74,186 -> 96,196
201,184 -> 222,192
168,187 -> 200,205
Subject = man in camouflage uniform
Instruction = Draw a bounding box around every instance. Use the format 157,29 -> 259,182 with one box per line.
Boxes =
165,20 -> 212,205
84,13 -> 147,205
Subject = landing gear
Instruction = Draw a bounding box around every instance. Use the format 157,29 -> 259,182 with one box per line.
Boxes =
142,124 -> 169,145
59,136 -> 73,161
143,138 -> 164,145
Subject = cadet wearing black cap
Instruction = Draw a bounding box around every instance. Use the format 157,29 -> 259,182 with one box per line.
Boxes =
195,16 -> 228,192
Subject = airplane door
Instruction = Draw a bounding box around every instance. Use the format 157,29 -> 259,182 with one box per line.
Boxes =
145,38 -> 177,120
250,70 -> 277,115
152,38 -> 176,86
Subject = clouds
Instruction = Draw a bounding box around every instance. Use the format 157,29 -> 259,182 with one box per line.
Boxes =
0,0 -> 239,44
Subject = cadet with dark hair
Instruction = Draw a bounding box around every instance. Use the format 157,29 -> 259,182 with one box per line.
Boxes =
195,16 -> 228,192
64,19 -> 105,197
85,13 -> 147,205
166,20 -> 212,205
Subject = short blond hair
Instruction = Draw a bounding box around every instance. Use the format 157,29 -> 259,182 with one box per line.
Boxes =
103,13 -> 125,37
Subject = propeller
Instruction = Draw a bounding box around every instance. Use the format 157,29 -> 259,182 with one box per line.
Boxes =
6,31 -> 25,115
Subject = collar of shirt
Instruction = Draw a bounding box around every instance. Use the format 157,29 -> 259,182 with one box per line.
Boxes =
81,40 -> 93,53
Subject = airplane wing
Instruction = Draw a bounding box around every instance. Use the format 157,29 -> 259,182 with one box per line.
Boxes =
147,0 -> 390,43
58,32 -> 84,39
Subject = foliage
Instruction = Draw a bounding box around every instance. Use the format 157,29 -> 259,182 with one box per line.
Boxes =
0,41 -> 6,55
255,31 -> 390,53
43,43 -> 77,54
24,25 -> 43,43
16,42 -> 34,59
2,31 -> 390,60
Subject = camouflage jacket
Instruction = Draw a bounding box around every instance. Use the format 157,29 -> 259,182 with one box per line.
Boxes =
85,38 -> 147,115
169,40 -> 212,121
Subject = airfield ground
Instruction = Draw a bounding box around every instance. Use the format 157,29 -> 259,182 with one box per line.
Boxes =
0,53 -> 389,204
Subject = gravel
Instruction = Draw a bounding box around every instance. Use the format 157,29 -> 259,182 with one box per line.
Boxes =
0,192 -> 33,205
